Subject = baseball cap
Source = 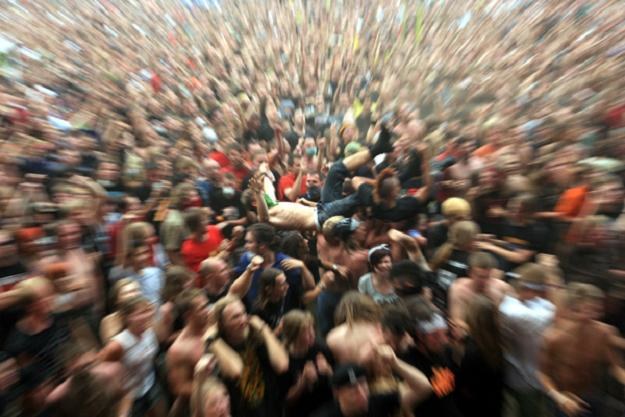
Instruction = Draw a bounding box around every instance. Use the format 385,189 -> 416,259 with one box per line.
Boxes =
331,364 -> 367,388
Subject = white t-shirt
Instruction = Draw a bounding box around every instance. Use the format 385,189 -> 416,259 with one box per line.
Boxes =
114,328 -> 158,398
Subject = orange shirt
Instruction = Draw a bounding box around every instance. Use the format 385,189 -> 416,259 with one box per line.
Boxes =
555,186 -> 588,218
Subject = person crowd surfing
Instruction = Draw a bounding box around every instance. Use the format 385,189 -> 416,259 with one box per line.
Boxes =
0,0 -> 625,416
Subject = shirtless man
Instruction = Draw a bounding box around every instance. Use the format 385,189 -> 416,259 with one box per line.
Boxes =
448,251 -> 512,326
316,217 -> 369,336
326,292 -> 386,368
539,283 -> 625,417
167,289 -> 211,417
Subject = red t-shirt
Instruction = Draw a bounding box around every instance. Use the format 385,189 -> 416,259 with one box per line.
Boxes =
278,173 -> 307,201
222,165 -> 250,184
208,150 -> 230,168
181,226 -> 224,273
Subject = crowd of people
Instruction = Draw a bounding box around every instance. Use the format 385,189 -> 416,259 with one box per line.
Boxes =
1,0 -> 625,416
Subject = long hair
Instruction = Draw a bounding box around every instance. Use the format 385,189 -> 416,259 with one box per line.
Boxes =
279,309 -> 315,350
429,220 -> 479,271
334,291 -> 381,326
255,268 -> 283,311
465,295 -> 503,370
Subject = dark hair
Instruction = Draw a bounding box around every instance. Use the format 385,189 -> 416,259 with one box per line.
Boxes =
390,260 -> 425,295
184,207 -> 205,233
248,223 -> 279,251
373,168 -> 399,203
381,303 -> 411,336
280,231 -> 307,260
369,246 -> 391,270
176,288 -> 205,321
255,268 -> 284,311
162,265 -> 193,302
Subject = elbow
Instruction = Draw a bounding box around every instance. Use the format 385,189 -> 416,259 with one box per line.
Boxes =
275,356 -> 290,375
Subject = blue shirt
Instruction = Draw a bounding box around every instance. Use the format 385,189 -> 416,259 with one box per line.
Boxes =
234,252 -> 303,311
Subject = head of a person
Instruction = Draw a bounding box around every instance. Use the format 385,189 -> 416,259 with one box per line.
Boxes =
513,262 -> 548,300
162,265 -> 194,303
381,303 -> 411,351
406,297 -> 449,355
96,160 -> 121,184
279,310 -> 316,352
449,220 -> 479,251
321,216 -> 362,245
203,158 -> 222,183
334,291 -> 381,326
506,194 -> 536,221
373,169 -> 401,204
368,244 -> 392,278
441,197 -> 471,224
257,268 -> 289,307
199,258 -> 230,295
191,376 -> 230,417
171,183 -> 197,210
245,223 -> 277,256
390,260 -> 425,297
331,364 -> 370,416
128,242 -> 151,271
465,295 -> 502,369
212,295 -> 249,344
176,288 -> 210,329
595,175 -> 624,213
111,278 -> 141,311
119,295 -> 153,335
16,226 -> 44,256
17,276 -> 56,319
302,137 -> 317,158
565,283 -> 604,322
185,207 -> 208,235
468,251 -> 497,293
56,220 -> 82,250
280,231 -> 308,261
250,149 -> 268,170
305,171 -> 322,200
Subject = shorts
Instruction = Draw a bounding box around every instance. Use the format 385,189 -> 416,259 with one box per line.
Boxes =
131,382 -> 164,417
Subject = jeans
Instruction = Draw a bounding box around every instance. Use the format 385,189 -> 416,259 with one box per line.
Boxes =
322,160 -> 350,203
316,193 -> 361,228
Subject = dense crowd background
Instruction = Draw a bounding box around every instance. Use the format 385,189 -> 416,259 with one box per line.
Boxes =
0,0 -> 625,417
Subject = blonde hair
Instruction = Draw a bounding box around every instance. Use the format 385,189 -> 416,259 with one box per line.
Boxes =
441,197 -> 471,220
566,283 -> 604,309
16,276 -> 54,304
191,377 -> 227,417
430,221 -> 480,271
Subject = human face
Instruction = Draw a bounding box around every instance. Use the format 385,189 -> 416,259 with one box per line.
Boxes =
574,299 -> 603,322
58,223 -> 81,250
203,386 -> 231,417
191,295 -> 210,327
272,274 -> 289,300
132,246 -> 151,269
97,162 -> 120,181
374,255 -> 392,277
127,303 -> 154,335
336,379 -> 369,415
470,267 -> 491,293
244,231 -> 260,255
30,282 -> 56,318
221,301 -> 249,341
423,328 -> 449,354
306,174 -> 321,189
297,323 -> 316,350
118,283 -> 141,305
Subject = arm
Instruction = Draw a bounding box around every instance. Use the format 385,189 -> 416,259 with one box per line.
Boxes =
99,340 -> 124,362
208,339 -> 244,380
228,258 -> 262,298
388,229 -> 431,271
302,271 -> 334,304
286,168 -> 305,202
250,316 -> 289,374
477,241 -> 534,265
281,258 -> 315,291
378,345 -> 431,409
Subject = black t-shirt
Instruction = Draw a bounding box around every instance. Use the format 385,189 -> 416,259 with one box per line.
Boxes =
433,249 -> 470,312
311,392 -> 400,417
358,184 -> 423,222
494,219 -> 549,271
400,347 -> 462,417
209,187 -> 244,217
5,314 -> 72,390
285,343 -> 335,417
456,338 -> 504,417
226,336 -> 289,417
0,262 -> 28,347
252,300 -> 288,329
